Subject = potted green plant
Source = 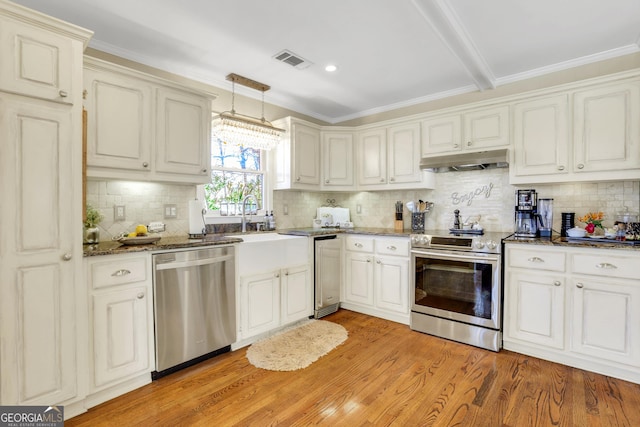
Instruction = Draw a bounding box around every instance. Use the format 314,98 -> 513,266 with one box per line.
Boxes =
84,204 -> 103,243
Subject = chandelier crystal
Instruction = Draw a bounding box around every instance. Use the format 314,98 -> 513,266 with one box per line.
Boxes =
212,73 -> 284,151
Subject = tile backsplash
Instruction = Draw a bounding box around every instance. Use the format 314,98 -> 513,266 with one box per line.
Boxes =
87,171 -> 640,241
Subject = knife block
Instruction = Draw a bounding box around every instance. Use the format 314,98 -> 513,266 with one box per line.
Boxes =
394,219 -> 404,232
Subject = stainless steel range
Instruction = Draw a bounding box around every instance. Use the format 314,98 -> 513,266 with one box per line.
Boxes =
410,231 -> 512,351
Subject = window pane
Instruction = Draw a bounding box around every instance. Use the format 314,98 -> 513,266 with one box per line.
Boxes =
204,170 -> 263,212
211,137 -> 261,171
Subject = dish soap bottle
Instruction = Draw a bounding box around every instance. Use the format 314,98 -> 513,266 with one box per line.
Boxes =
269,211 -> 276,230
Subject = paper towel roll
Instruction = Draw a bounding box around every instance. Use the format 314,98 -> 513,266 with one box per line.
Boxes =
188,199 -> 205,234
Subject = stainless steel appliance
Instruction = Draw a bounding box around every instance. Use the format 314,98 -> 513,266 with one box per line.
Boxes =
537,198 -> 554,237
314,235 -> 341,318
514,189 -> 539,237
410,231 -> 511,351
152,246 -> 235,379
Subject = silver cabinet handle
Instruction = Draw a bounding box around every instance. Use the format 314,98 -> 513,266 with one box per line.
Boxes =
387,245 -> 397,251
355,243 -> 363,248
527,257 -> 544,263
62,253 -> 72,261
577,164 -> 584,169
553,281 -> 561,286
136,292 -> 144,299
111,269 -> 131,277
59,90 -> 68,98
596,263 -> 617,269
142,162 -> 149,168
576,283 -> 584,289
557,165 -> 565,171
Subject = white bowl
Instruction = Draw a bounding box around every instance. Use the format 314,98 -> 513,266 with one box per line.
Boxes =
566,227 -> 587,238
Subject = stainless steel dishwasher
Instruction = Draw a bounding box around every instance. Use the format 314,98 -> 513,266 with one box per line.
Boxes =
152,246 -> 235,379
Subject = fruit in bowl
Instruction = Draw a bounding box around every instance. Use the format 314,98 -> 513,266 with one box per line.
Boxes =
135,224 -> 148,236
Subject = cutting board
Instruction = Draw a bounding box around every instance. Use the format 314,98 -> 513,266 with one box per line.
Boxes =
317,207 -> 350,226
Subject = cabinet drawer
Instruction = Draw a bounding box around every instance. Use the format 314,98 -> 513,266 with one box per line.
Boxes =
345,236 -> 374,253
571,252 -> 640,280
507,247 -> 566,272
91,256 -> 149,289
375,237 -> 409,256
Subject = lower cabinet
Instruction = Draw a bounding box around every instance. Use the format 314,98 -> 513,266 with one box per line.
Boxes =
504,244 -> 640,384
342,235 -> 410,324
84,253 -> 154,408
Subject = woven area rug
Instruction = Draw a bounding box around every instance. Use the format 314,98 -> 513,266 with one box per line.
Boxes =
246,319 -> 348,371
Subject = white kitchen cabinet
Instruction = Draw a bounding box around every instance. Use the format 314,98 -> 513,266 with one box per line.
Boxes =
357,123 -> 432,190
240,271 -> 281,338
0,2 -> 91,412
84,57 -> 214,184
321,130 -> 354,189
421,105 -> 509,155
342,235 -> 410,324
573,81 -> 640,173
281,265 -> 312,325
273,117 -> 321,190
504,243 -> 640,384
85,254 -> 154,398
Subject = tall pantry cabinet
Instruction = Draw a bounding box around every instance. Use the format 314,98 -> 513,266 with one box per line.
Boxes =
0,0 -> 92,412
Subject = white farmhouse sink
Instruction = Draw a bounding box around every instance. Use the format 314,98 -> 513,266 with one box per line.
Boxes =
237,232 -> 303,243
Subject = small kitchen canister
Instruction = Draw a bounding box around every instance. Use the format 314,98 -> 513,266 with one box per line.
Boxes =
411,212 -> 425,232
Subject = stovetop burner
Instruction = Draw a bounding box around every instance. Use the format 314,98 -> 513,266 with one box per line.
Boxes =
410,230 -> 513,254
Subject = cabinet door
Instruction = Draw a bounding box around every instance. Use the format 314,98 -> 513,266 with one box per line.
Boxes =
375,256 -> 409,313
240,272 -> 280,338
281,265 -> 312,324
573,81 -> 640,173
512,94 -> 570,177
322,131 -> 354,187
292,122 -> 321,185
463,105 -> 510,150
155,87 -> 211,179
387,122 -> 421,184
357,128 -> 387,186
84,68 -> 152,171
0,18 -> 75,103
0,98 -> 80,404
570,277 -> 640,366
92,286 -> 151,389
344,252 -> 374,306
505,271 -> 565,349
421,114 -> 461,154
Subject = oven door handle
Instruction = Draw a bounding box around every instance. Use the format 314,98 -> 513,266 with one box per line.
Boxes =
412,250 -> 498,263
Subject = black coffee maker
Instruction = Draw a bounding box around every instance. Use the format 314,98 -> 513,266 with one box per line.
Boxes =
514,189 -> 538,237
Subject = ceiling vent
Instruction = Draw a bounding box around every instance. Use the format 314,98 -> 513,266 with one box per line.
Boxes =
273,49 -> 312,70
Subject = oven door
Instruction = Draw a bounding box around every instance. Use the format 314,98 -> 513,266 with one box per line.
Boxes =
412,249 -> 501,330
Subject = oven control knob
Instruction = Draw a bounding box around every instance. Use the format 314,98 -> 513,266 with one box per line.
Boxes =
474,240 -> 485,249
486,240 -> 497,250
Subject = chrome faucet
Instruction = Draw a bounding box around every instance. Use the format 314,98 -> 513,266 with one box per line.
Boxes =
241,194 -> 258,233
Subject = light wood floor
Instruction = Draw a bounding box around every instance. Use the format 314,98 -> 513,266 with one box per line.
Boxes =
67,310 -> 640,426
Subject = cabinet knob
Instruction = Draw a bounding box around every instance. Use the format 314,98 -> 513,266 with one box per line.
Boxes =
137,292 -> 145,299
577,164 -> 584,169
576,283 -> 584,289
201,168 -> 208,174
59,90 -> 68,98
527,257 -> 544,263
376,259 -> 381,264
142,162 -> 149,168
557,165 -> 565,171
553,281 -> 561,287
284,271 -> 289,276
111,269 -> 131,277
296,177 -> 301,181
325,179 -> 330,184
453,143 -> 460,149
380,178 -> 385,183
366,258 -> 371,263
467,141 -> 472,146
62,253 -> 72,261
275,273 -> 280,278
389,177 -> 395,182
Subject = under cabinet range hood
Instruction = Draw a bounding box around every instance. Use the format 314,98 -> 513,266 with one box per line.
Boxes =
419,148 -> 509,172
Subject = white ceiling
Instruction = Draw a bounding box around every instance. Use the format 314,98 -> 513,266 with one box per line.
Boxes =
12,0 -> 640,123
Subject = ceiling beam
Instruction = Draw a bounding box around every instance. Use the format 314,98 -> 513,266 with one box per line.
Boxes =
411,0 -> 496,91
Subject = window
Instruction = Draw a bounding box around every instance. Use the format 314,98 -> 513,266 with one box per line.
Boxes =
204,137 -> 265,215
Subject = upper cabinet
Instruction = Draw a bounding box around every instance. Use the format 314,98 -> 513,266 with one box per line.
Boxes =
421,105 -> 509,155
272,117 -> 321,190
511,77 -> 640,184
321,130 -> 354,189
84,58 -> 215,184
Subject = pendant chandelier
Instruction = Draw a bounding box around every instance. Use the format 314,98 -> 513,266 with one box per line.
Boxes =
212,73 -> 284,151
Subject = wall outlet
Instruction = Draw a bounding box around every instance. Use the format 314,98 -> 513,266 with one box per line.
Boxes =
164,204 -> 177,219
356,204 -> 362,214
114,205 -> 126,221
283,204 -> 289,215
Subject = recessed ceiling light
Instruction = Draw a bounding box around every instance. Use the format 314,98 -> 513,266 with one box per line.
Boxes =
325,64 -> 338,72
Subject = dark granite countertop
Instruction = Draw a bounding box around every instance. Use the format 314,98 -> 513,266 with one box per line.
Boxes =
83,235 -> 243,257
504,234 -> 640,251
279,227 -> 412,238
